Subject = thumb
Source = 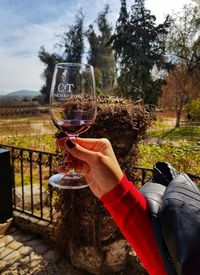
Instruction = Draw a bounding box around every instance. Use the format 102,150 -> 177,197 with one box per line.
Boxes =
65,139 -> 97,164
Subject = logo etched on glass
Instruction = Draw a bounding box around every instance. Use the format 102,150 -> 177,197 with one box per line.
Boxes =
56,83 -> 74,98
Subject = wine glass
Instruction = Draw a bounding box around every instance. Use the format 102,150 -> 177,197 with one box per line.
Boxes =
48,63 -> 97,189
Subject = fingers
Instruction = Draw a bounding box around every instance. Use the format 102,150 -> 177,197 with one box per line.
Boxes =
75,138 -> 110,150
56,137 -> 111,166
57,137 -> 110,152
66,142 -> 99,163
56,137 -> 95,170
56,137 -> 67,148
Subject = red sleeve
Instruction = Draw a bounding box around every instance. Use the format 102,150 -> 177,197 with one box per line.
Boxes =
100,175 -> 167,275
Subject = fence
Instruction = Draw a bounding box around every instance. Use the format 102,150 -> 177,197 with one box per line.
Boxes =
0,144 -> 154,223
0,144 -> 199,224
0,144 -> 63,223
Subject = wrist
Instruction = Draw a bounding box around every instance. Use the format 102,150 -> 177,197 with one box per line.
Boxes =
100,174 -> 132,203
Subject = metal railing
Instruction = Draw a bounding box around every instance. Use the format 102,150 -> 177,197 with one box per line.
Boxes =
0,144 -> 199,224
0,144 -> 62,223
0,144 -> 153,223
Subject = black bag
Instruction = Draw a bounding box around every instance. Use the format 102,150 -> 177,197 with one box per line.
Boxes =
140,162 -> 200,275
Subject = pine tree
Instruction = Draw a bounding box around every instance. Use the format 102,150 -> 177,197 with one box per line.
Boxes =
62,9 -> 84,63
109,0 -> 170,104
87,24 -> 100,67
108,0 -> 129,95
86,5 -> 115,93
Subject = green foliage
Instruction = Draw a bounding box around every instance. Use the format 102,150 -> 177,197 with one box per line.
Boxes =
38,47 -> 62,103
62,9 -> 85,63
86,5 -> 115,92
147,120 -> 200,141
137,141 -> 200,175
37,0 -> 200,108
0,134 -> 56,152
185,98 -> 200,120
108,0 -> 171,104
86,25 -> 100,68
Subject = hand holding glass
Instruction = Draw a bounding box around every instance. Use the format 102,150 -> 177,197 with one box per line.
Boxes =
48,63 -> 97,189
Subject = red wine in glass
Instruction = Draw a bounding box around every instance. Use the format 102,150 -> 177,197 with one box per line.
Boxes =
48,63 -> 97,189
56,120 -> 92,134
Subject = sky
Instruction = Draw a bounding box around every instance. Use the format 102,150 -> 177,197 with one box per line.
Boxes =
0,0 -> 190,95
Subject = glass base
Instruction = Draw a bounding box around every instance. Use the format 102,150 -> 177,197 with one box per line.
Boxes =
49,173 -> 88,189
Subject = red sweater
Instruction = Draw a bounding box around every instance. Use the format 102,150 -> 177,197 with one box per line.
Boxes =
100,175 -> 167,275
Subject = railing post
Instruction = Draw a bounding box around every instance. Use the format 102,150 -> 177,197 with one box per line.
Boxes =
0,149 -> 13,222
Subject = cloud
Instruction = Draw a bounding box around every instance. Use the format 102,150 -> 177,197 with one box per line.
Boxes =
0,0 -> 121,94
0,47 -> 43,92
146,0 -> 190,22
0,0 -> 190,95
0,1 -> 75,94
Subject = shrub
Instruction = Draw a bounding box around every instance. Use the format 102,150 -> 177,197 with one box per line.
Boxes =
185,98 -> 200,121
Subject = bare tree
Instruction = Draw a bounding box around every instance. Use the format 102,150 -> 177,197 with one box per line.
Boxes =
162,1 -> 200,126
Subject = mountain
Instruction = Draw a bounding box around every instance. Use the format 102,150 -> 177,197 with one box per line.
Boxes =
6,90 -> 40,98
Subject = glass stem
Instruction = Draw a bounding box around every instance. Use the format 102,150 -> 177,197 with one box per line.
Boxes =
68,135 -> 78,174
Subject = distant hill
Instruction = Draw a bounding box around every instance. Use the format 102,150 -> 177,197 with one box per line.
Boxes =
6,90 -> 40,98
